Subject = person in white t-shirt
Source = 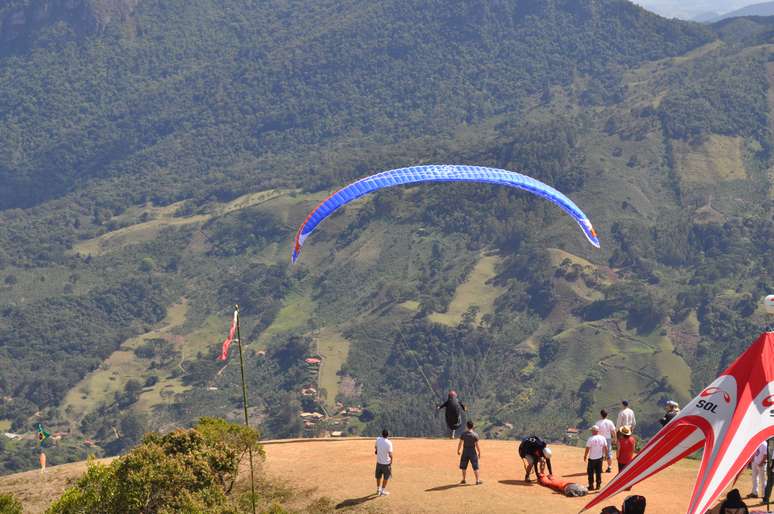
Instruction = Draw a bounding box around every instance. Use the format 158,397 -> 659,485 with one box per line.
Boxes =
375,430 -> 394,496
748,441 -> 768,499
584,425 -> 608,491
595,409 -> 617,473
617,400 -> 636,433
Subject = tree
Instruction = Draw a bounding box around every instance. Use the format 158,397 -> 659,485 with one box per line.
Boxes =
48,419 -> 262,514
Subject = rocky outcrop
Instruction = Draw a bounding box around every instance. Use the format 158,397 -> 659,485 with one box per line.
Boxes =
1,0 -> 140,45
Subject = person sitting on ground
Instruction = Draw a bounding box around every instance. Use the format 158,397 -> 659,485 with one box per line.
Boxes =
519,435 -> 553,482
704,488 -> 749,514
374,429 -> 393,497
659,400 -> 680,427
616,425 -> 637,474
584,425 -> 608,491
596,409 -> 617,473
438,390 -> 466,438
617,400 -> 636,434
457,420 -> 482,485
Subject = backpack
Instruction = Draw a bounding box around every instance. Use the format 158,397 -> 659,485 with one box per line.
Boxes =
622,495 -> 646,514
600,507 -> 621,514
518,436 -> 546,458
563,483 -> 588,497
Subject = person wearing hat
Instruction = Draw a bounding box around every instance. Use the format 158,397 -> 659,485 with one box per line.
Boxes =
616,425 -> 637,473
584,425 -> 608,491
659,400 -> 680,427
617,400 -> 636,433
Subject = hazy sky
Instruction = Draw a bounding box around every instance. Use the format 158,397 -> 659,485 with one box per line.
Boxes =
635,0 -> 757,19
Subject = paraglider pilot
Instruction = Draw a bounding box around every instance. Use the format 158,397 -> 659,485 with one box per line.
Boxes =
438,390 -> 466,438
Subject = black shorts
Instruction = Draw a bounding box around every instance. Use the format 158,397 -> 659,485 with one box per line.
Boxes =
460,450 -> 479,471
375,463 -> 392,480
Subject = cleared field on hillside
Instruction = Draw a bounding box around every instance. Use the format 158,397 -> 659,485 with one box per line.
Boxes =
61,301 -> 190,423
429,255 -> 503,326
315,327 -> 351,408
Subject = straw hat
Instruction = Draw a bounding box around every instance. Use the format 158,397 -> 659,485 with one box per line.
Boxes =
619,425 -> 632,436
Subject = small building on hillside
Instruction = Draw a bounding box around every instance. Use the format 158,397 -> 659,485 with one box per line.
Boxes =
565,427 -> 581,442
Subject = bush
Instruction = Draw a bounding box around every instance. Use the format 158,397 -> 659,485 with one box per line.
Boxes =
0,493 -> 23,514
47,419 -> 262,514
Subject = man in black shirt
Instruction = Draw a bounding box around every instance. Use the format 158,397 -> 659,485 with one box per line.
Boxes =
438,390 -> 466,438
457,421 -> 482,485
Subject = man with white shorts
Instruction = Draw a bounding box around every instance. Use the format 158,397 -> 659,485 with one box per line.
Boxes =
595,409 -> 617,473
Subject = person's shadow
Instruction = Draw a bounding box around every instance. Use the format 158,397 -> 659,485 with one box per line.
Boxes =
425,483 -> 467,492
335,494 -> 378,509
498,480 -> 534,486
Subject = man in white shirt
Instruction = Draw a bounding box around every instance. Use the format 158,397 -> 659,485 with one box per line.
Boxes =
584,425 -> 608,491
375,429 -> 394,496
617,400 -> 636,433
595,409 -> 617,473
749,440 -> 768,498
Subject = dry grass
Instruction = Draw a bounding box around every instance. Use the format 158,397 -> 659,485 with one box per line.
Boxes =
315,327 -> 351,408
429,255 -> 503,326
673,135 -> 748,185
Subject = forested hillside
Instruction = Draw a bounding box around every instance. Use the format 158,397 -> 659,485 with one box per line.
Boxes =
0,0 -> 771,474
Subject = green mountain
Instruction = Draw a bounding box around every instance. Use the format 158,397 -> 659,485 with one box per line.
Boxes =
0,0 -> 771,474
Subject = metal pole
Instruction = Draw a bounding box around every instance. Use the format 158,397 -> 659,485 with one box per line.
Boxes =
234,305 -> 256,514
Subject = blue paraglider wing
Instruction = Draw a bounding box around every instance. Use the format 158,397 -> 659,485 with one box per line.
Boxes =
292,164 -> 599,262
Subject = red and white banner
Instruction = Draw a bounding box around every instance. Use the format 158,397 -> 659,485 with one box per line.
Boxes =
217,309 -> 239,361
583,331 -> 774,514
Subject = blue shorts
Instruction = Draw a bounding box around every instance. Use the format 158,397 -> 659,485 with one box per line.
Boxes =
460,449 -> 479,471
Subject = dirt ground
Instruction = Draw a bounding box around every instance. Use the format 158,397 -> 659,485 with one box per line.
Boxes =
263,438 -> 767,514
0,438 -> 768,513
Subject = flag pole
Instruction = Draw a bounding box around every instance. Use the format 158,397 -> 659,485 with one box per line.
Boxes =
234,304 -> 256,514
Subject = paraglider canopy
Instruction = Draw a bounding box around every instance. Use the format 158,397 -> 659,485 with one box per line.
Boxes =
291,164 -> 600,263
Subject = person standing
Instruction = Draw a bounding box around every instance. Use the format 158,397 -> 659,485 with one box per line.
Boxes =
596,409 -> 617,473
748,441 -> 768,499
438,390 -> 466,438
457,421 -> 482,485
659,400 -> 680,426
764,438 -> 774,504
617,400 -> 636,433
616,425 -> 637,473
374,429 -> 393,496
584,425 -> 608,491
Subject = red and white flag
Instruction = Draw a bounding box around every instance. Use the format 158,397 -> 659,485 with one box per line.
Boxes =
217,309 -> 239,361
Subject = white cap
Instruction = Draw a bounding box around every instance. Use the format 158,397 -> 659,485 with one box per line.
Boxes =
543,447 -> 552,459
591,425 -> 600,432
764,295 -> 774,315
